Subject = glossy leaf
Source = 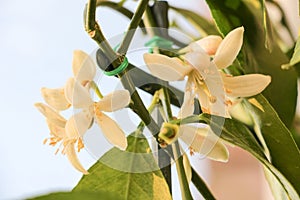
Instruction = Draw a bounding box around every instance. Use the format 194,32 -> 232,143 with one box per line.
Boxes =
73,132 -> 172,200
191,168 -> 216,200
244,95 -> 300,194
29,191 -> 122,200
205,0 -> 297,128
198,113 -> 300,199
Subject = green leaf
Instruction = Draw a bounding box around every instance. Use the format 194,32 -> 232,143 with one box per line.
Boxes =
73,132 -> 172,200
198,113 -> 300,199
290,37 -> 300,66
244,95 -> 300,194
205,0 -> 297,128
169,6 -> 219,35
191,168 -> 216,200
28,191 -> 122,200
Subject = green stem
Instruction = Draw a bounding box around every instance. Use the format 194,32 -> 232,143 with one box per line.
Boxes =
117,0 -> 150,54
90,81 -> 104,99
171,114 -> 207,125
161,82 -> 192,200
164,89 -> 193,199
119,69 -> 160,139
86,0 -> 161,138
163,87 -> 173,120
172,141 -> 193,200
136,91 -> 161,131
85,0 -> 119,66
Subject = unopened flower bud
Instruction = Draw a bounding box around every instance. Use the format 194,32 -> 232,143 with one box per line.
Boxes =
158,122 -> 179,145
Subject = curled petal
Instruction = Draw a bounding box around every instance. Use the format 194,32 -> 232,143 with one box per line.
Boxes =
143,53 -> 192,81
183,51 -> 211,72
64,78 -> 93,108
178,90 -> 194,118
72,50 -> 96,82
213,27 -> 244,69
223,74 -> 271,97
180,125 -> 229,162
65,143 -> 89,174
183,153 -> 192,183
34,103 -> 66,127
94,110 -> 127,150
41,87 -> 70,111
96,90 -> 130,112
65,110 -> 93,139
194,35 -> 223,55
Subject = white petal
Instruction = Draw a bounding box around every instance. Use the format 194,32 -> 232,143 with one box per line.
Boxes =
196,66 -> 230,118
180,125 -> 229,162
178,90 -> 194,118
34,103 -> 66,127
194,35 -> 223,55
229,102 -> 254,126
46,120 -> 66,138
183,51 -> 210,72
65,143 -> 89,174
213,27 -> 244,69
94,110 -> 127,150
96,90 -> 130,112
223,74 -> 271,97
65,110 -> 93,139
182,153 -> 192,183
143,53 -> 192,81
64,78 -> 93,108
41,87 -> 70,111
72,50 -> 96,82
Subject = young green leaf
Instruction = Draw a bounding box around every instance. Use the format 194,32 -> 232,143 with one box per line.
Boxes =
73,132 -> 172,200
28,191 -> 122,200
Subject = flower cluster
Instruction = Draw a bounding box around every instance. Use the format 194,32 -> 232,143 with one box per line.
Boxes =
144,27 -> 271,118
146,27 -> 271,164
35,50 -> 130,174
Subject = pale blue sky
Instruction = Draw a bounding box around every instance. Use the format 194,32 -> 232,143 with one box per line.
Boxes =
0,0 -> 209,199
0,0 -> 298,199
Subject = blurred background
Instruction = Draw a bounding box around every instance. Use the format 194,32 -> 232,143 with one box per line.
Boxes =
0,0 -> 299,199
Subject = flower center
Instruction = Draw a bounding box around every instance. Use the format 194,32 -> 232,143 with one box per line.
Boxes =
189,70 -> 217,104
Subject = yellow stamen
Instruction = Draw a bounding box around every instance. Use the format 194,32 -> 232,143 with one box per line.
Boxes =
77,138 -> 84,152
189,147 -> 195,156
225,100 -> 233,106
43,138 -> 48,145
209,95 -> 217,103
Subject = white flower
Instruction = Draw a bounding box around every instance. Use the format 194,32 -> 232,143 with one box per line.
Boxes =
41,50 -> 96,112
179,125 -> 229,162
158,122 -> 229,163
35,102 -> 89,174
144,27 -> 271,118
64,77 -> 130,151
35,50 -> 131,174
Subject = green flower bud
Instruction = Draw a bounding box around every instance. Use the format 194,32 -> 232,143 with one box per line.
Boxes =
158,122 -> 179,146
